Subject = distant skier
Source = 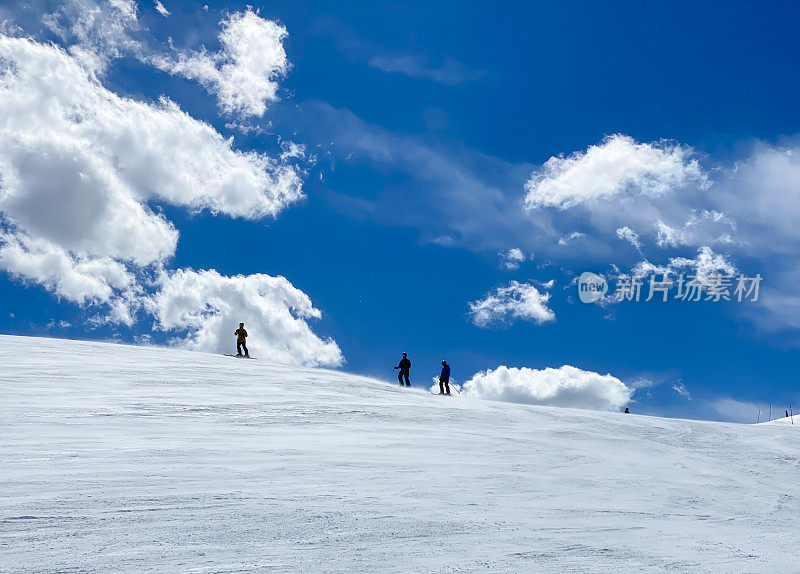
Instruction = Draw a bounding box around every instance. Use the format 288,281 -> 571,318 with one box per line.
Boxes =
394,353 -> 411,386
235,323 -> 249,357
439,360 -> 451,395
624,407 -> 630,414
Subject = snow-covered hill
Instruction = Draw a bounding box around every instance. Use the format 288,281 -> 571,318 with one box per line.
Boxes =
2,335 -> 798,573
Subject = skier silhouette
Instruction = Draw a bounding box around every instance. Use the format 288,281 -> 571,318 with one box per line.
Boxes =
439,360 -> 451,395
394,353 -> 411,386
234,323 -> 249,357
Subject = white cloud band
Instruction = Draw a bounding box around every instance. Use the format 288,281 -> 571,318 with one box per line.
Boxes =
463,365 -> 631,411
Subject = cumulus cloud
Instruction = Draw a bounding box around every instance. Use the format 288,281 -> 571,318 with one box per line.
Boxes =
0,35 -> 302,297
500,247 -> 527,270
524,134 -> 708,210
0,230 -> 139,324
469,281 -> 555,327
152,10 -> 289,118
42,0 -> 141,71
149,269 -> 343,367
462,365 -> 631,411
0,35 -> 337,365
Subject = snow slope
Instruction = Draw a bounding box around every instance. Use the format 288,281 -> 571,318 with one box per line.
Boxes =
765,415 -> 798,427
1,335 -> 799,573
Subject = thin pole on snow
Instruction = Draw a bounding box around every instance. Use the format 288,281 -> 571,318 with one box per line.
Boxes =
791,405 -> 794,426
769,404 -> 772,422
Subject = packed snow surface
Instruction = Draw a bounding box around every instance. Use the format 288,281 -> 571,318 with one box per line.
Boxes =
1,335 -> 799,573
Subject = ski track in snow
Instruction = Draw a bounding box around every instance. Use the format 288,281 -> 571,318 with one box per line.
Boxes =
1,335 -> 798,573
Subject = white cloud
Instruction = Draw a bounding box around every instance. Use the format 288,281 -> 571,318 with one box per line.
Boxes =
42,0 -> 141,71
654,221 -> 683,248
153,0 -> 170,17
500,247 -> 526,270
0,35 -> 336,365
462,365 -> 631,411
655,210 -> 736,248
368,54 -> 485,85
597,246 -> 738,307
149,269 -> 343,367
524,135 -> 708,210
667,246 -> 736,282
469,281 -> 555,327
616,226 -> 642,250
0,35 -> 303,280
0,230 -> 139,324
629,246 -> 736,281
557,231 -> 585,246
0,18 -> 23,37
152,10 -> 289,118
280,141 -> 306,161
672,381 -> 692,400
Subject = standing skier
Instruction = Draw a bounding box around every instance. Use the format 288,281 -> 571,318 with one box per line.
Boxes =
394,353 -> 411,386
235,323 -> 249,357
439,360 -> 451,395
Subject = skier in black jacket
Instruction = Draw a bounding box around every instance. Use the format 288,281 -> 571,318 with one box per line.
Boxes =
394,353 -> 411,386
439,360 -> 451,395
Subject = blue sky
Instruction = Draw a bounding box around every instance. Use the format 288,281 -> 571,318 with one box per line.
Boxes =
2,0 -> 800,421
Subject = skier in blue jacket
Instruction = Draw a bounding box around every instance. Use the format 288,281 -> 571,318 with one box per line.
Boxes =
439,360 -> 451,395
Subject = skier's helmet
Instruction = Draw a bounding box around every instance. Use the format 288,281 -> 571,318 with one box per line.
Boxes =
402,352 -> 407,357
239,322 -> 244,326
442,360 -> 447,365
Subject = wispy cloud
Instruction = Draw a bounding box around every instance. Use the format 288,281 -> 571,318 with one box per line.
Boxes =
709,397 -> 761,423
314,16 -> 485,85
368,53 -> 485,85
154,0 -> 170,17
672,381 -> 692,400
290,101 -> 537,250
